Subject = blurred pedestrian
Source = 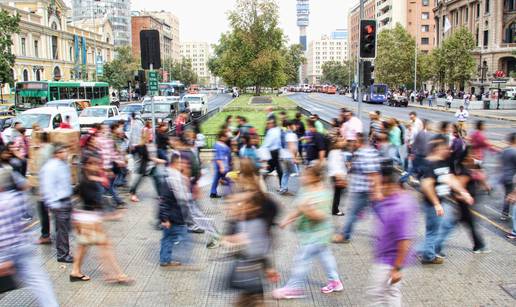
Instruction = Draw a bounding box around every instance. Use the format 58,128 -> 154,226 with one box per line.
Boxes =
340,110 -> 363,141
210,131 -> 231,198
454,106 -> 468,135
34,132 -> 54,244
39,143 -> 74,263
262,119 -> 283,188
279,120 -> 298,195
367,160 -> 417,307
71,155 -> 133,284
273,164 -> 343,299
334,133 -> 382,243
419,136 -> 473,265
304,119 -> 326,165
328,138 -> 347,216
500,132 -> 516,221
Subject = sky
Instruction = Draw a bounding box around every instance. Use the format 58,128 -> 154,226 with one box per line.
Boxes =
66,0 -> 353,45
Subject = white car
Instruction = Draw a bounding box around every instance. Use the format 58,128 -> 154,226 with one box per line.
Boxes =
183,94 -> 208,117
79,105 -> 119,133
2,107 -> 80,142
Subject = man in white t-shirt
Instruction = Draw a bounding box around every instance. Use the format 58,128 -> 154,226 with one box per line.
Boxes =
279,121 -> 299,195
454,105 -> 469,133
340,109 -> 363,141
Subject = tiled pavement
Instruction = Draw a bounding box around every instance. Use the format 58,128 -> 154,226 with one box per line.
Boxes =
0,168 -> 515,307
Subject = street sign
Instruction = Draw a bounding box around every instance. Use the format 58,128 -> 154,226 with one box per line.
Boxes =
148,71 -> 159,93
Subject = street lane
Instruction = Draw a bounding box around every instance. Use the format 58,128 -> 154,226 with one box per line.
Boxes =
290,92 -> 515,241
206,93 -> 233,111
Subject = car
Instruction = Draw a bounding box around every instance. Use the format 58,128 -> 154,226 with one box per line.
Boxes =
388,93 -> 409,107
0,116 -> 15,132
141,100 -> 178,128
0,103 -> 16,116
79,105 -> 119,133
183,94 -> 208,118
119,103 -> 144,116
45,99 -> 91,114
2,107 -> 80,142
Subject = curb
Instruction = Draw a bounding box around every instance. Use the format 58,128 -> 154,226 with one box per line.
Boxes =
408,103 -> 516,123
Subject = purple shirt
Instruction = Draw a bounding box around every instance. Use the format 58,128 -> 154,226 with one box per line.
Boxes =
373,192 -> 417,266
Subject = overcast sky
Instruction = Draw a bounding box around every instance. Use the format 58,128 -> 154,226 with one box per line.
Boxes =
66,0 -> 353,45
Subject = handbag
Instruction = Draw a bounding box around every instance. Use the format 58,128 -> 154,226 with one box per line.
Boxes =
0,261 -> 18,294
73,210 -> 108,246
229,257 -> 264,292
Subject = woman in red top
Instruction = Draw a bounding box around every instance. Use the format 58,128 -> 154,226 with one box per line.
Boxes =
468,120 -> 499,193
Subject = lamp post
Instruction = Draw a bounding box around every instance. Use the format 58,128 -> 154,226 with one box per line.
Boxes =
477,60 -> 488,96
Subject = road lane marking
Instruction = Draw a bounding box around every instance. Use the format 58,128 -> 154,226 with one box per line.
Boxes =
470,208 -> 511,233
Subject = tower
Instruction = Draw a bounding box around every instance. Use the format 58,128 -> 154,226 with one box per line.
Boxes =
296,0 -> 309,83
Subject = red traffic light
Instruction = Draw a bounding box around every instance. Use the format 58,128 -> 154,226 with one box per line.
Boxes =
364,24 -> 374,34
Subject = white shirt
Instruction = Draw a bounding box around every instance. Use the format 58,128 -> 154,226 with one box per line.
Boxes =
411,117 -> 424,135
280,131 -> 298,159
340,116 -> 363,141
328,149 -> 347,177
455,110 -> 469,122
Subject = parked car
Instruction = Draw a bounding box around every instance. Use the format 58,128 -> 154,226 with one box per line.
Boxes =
45,99 -> 91,114
183,93 -> 208,118
388,93 -> 409,107
0,103 -> 16,116
79,105 -> 119,133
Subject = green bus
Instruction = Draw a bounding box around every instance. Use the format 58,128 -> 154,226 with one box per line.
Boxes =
15,81 -> 111,110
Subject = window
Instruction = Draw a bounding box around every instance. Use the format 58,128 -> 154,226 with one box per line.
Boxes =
34,40 -> 38,58
94,87 -> 101,99
36,70 -> 41,81
477,3 -> 481,18
505,23 -> 516,43
476,28 -> 479,45
422,12 -> 430,20
59,87 -> 69,99
421,25 -> 430,32
21,38 -> 26,56
86,87 -> 93,99
52,114 -> 62,129
421,37 -> 430,45
22,69 -> 29,81
485,0 -> 490,13
50,87 -> 59,100
465,7 -> 469,22
52,36 -> 58,59
422,0 -> 429,6
108,108 -> 114,117
79,87 -> 86,99
70,87 -> 79,99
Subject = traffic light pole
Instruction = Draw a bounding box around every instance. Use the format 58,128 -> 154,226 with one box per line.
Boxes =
357,0 -> 364,122
150,63 -> 156,143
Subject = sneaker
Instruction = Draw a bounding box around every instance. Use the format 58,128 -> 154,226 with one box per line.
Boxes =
505,233 -> 516,240
188,226 -> 205,234
272,287 -> 305,300
436,252 -> 447,259
206,239 -> 220,249
321,280 -> 343,294
209,194 -> 222,199
421,257 -> 444,265
473,247 -> 491,254
500,215 -> 509,221
332,211 -> 345,216
160,261 -> 181,267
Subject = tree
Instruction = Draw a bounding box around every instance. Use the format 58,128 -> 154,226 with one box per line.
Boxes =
163,58 -> 198,86
440,27 -> 476,89
100,46 -> 139,94
321,60 -> 353,87
209,0 -> 288,95
284,44 -> 306,85
0,10 -> 20,87
375,23 -> 416,89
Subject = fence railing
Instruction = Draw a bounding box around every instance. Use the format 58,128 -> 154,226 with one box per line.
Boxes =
168,107 -> 220,136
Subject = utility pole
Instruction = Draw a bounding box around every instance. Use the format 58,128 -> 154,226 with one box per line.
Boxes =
414,0 -> 418,94
356,0 -> 364,122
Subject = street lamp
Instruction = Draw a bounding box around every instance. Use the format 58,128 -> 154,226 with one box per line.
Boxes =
477,60 -> 488,96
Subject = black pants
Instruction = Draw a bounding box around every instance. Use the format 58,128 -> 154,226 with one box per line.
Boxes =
52,204 -> 72,260
38,201 -> 50,238
268,149 -> 283,186
457,201 -> 484,250
502,183 -> 514,217
332,177 -> 344,214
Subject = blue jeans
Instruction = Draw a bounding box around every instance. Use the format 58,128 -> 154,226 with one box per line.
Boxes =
285,243 -> 340,289
159,224 -> 192,264
341,192 -> 370,240
8,245 -> 59,307
280,158 -> 293,192
108,176 -> 124,205
435,202 -> 456,254
210,164 -> 227,195
422,202 -> 443,261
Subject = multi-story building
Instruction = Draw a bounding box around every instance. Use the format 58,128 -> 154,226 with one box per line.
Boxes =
306,34 -> 349,84
180,42 -> 213,86
434,0 -> 516,92
71,0 -> 131,47
1,0 -> 114,96
142,11 -> 181,62
376,0 -> 407,30
131,14 -> 174,62
331,29 -> 349,40
407,0 -> 436,53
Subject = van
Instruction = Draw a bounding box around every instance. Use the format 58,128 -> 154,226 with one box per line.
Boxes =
79,105 -> 119,133
183,94 -> 208,117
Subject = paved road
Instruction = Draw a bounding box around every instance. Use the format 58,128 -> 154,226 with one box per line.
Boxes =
206,93 -> 233,111
290,93 -> 516,240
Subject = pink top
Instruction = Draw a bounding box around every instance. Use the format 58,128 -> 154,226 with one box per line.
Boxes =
340,116 -> 364,141
470,130 -> 496,161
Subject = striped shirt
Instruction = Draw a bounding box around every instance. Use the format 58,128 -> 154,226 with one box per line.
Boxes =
0,191 -> 30,261
349,146 -> 381,193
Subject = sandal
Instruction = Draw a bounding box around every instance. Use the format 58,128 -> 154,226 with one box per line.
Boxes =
70,274 -> 90,282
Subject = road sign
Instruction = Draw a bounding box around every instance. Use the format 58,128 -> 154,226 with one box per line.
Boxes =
148,71 -> 159,93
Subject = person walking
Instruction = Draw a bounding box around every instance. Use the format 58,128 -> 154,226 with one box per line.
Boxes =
419,136 -> 473,265
446,93 -> 453,109
0,159 -> 59,307
367,160 -> 417,307
500,133 -> 516,221
39,143 -> 74,263
34,132 -> 54,244
340,109 -> 363,142
279,120 -> 298,195
210,131 -> 231,198
454,105 -> 469,136
71,155 -> 133,284
328,138 -> 347,216
262,119 -> 283,188
273,164 -> 343,299
292,112 -> 306,163
333,133 -> 382,243
464,92 -> 471,110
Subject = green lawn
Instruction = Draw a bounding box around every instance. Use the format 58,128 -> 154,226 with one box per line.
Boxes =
202,95 -> 300,135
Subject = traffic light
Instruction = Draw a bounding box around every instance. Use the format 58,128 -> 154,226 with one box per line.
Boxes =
363,61 -> 374,86
360,20 -> 377,59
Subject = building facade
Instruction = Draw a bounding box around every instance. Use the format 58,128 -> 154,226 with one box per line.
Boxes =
142,11 -> 181,62
1,0 -> 114,96
377,0 -> 407,30
306,35 -> 349,84
180,42 -> 213,86
434,0 -> 516,92
71,0 -> 131,47
407,0 -> 436,53
131,14 -> 174,62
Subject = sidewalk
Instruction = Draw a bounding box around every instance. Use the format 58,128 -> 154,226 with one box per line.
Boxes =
408,102 -> 516,122
0,169 -> 515,306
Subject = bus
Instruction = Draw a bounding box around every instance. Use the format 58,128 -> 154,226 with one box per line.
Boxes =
15,81 -> 110,111
159,81 -> 186,97
363,84 -> 389,104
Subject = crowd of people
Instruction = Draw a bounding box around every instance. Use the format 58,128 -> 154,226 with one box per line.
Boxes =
0,99 -> 514,306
